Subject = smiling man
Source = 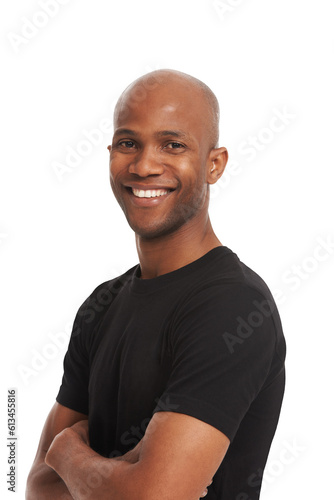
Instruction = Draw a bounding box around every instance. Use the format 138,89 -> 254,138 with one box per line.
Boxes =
26,70 -> 286,500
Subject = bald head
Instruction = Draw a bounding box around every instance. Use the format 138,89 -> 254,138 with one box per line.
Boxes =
114,69 -> 220,150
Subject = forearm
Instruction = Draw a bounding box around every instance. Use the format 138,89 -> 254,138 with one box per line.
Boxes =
45,425 -> 214,500
26,461 -> 73,500
45,429 -> 143,500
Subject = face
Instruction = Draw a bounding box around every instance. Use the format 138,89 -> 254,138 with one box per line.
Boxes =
109,81 -> 214,240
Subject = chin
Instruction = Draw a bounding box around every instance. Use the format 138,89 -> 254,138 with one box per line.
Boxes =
128,216 -> 185,241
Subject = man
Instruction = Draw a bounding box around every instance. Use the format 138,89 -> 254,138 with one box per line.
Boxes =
26,69 -> 286,500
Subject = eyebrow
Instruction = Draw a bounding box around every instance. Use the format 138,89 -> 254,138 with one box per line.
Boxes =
113,128 -> 137,138
154,130 -> 189,139
113,128 -> 190,140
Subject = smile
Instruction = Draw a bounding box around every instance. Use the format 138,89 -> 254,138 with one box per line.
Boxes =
132,188 -> 169,198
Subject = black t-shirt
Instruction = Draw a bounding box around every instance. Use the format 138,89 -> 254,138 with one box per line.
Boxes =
57,246 -> 286,499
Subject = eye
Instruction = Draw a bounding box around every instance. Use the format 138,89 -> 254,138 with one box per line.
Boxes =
165,142 -> 185,150
118,140 -> 136,149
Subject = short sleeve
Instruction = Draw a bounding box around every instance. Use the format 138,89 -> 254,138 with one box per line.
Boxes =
153,284 -> 278,442
56,300 -> 90,415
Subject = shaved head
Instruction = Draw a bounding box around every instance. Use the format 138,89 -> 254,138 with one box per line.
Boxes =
114,69 -> 220,150
109,69 -> 228,241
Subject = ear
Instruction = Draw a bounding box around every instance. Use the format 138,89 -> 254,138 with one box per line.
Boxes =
206,147 -> 228,185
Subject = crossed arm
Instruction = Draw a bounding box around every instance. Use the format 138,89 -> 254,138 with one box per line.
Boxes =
26,402 -> 230,500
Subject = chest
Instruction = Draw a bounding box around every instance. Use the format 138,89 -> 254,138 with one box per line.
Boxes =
88,291 -> 175,400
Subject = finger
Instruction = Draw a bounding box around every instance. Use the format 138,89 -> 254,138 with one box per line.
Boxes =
200,488 -> 208,497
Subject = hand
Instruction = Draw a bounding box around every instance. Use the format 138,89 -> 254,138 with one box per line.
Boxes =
200,479 -> 213,498
45,419 -> 89,470
113,439 -> 143,464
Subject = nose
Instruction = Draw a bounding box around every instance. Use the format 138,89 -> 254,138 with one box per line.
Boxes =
128,147 -> 164,177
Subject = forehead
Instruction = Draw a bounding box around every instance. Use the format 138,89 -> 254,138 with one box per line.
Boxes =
114,83 -> 211,145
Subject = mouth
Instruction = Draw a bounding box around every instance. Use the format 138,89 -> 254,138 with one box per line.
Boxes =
124,185 -> 175,206
131,187 -> 170,198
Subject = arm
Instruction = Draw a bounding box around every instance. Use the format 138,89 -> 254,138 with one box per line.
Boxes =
26,402 -> 88,500
45,410 -> 230,500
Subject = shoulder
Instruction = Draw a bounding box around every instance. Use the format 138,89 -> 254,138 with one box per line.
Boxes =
69,265 -> 137,345
79,265 -> 136,318
174,280 -> 278,336
187,246 -> 276,303
171,268 -> 283,358
177,263 -> 278,327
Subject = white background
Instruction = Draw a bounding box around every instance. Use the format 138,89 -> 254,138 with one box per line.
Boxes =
1,0 -> 333,498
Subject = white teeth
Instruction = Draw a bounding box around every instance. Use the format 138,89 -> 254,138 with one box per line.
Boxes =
132,188 -> 169,198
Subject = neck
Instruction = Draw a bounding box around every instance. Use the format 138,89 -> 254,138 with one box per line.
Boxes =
135,213 -> 222,279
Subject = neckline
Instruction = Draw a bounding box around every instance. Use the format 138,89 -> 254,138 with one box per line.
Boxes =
130,245 -> 233,294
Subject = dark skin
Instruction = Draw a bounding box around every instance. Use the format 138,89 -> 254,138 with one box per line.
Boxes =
26,71 -> 229,500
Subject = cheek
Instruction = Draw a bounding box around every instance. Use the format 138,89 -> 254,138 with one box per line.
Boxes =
109,172 -> 124,204
109,161 -> 123,188
109,168 -> 116,189
187,170 -> 208,204
179,162 -> 206,193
